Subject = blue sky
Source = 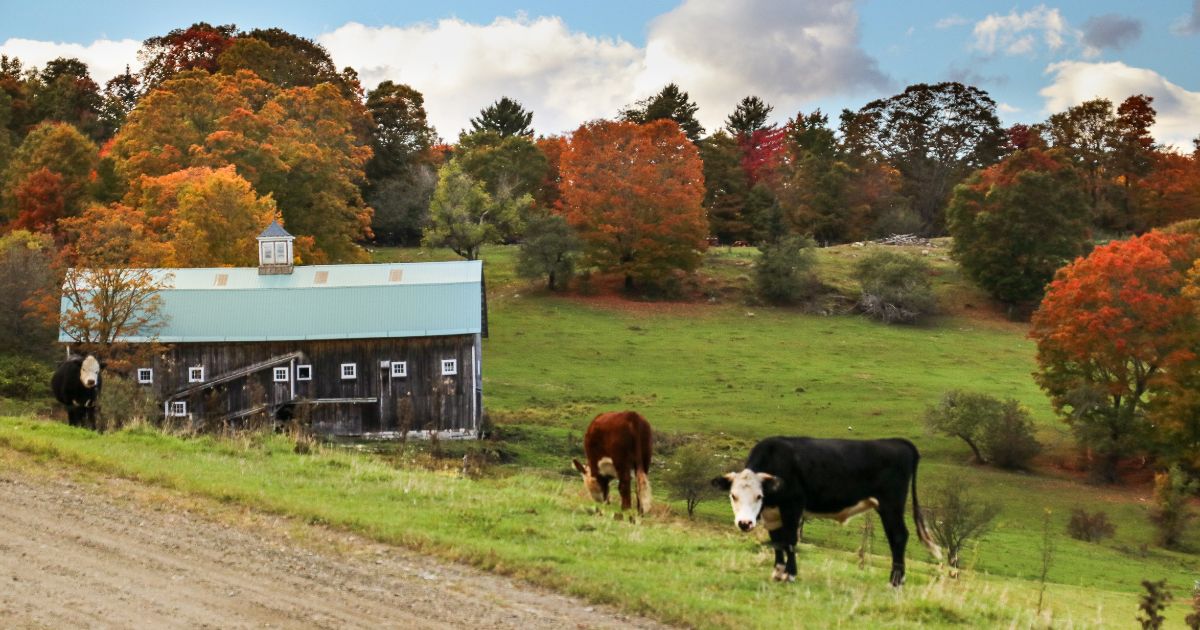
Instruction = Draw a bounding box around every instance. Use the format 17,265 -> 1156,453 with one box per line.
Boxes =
2,1 -> 1198,146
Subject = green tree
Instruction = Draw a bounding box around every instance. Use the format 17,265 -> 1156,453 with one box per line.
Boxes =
0,230 -> 57,359
946,148 -> 1091,310
725,95 -> 775,138
925,390 -> 1042,469
32,58 -> 103,140
455,130 -> 549,240
754,235 -> 818,305
363,80 -> 437,245
99,66 -> 139,138
469,96 -> 534,137
516,213 -> 579,291
621,83 -> 704,142
698,132 -> 751,243
661,441 -> 724,518
842,82 -> 1006,235
1042,98 -> 1122,230
423,161 -> 523,260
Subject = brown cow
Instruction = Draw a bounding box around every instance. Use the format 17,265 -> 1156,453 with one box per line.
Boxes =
572,411 -> 653,514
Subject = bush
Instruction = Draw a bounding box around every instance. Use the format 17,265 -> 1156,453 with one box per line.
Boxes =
922,481 -> 1001,571
101,374 -> 159,431
853,249 -> 935,324
0,354 -> 54,399
516,213 -> 579,291
753,235 -> 818,305
1066,508 -> 1116,542
924,390 -> 1042,470
660,441 -> 725,518
1148,465 -> 1196,549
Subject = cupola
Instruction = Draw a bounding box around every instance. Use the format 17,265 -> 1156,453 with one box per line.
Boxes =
257,221 -> 294,275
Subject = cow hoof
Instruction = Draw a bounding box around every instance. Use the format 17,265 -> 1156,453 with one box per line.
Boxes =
771,564 -> 788,581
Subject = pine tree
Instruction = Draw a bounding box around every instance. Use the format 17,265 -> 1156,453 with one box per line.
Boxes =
469,96 -> 534,137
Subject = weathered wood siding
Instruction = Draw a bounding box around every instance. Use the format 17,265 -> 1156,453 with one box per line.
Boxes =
141,336 -> 480,436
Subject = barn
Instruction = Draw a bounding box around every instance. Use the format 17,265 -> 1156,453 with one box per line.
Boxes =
59,222 -> 486,437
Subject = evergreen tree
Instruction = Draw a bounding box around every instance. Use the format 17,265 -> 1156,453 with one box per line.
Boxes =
725,95 -> 774,138
469,96 -> 533,137
621,83 -> 704,142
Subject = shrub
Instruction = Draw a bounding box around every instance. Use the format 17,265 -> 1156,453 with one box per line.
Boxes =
660,441 -> 725,518
753,235 -> 818,305
1137,579 -> 1171,629
922,481 -> 1001,571
101,374 -> 159,431
1066,508 -> 1116,542
924,390 -> 1042,470
516,213 -> 579,291
853,249 -> 935,324
1148,465 -> 1196,549
0,354 -> 54,399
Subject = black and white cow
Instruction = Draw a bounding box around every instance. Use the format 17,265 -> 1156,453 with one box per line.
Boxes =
712,436 -> 942,586
50,354 -> 103,430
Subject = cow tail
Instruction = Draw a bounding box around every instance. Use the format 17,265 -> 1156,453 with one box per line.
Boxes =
636,416 -> 653,514
910,446 -> 943,562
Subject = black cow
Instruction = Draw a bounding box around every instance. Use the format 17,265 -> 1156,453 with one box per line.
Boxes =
50,354 -> 103,430
712,436 -> 942,586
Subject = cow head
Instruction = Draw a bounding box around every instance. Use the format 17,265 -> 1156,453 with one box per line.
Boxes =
711,469 -> 780,532
79,355 -> 102,389
572,458 -> 606,503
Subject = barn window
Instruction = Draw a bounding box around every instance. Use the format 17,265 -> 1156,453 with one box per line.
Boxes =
296,365 -> 312,381
273,367 -> 289,382
169,401 -> 187,417
137,368 -> 153,384
441,359 -> 457,376
391,361 -> 407,378
188,366 -> 205,383
341,363 -> 357,380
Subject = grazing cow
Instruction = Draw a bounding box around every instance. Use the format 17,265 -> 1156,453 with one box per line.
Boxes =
712,436 -> 941,586
572,411 -> 653,514
50,354 -> 103,430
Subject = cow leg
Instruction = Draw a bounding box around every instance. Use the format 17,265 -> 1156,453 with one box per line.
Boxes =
879,504 -> 909,587
767,510 -> 801,582
66,406 -> 81,427
85,405 -> 97,431
616,469 -> 633,511
599,477 -> 612,504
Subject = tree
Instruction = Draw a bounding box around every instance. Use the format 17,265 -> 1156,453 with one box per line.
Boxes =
32,58 -> 103,140
0,230 -> 57,359
1134,150 -> 1200,231
138,22 -> 237,91
561,119 -> 707,290
1043,98 -> 1120,230
946,149 -> 1092,309
469,96 -> 533,137
842,82 -> 1006,235
219,28 -> 354,95
423,161 -> 521,260
698,132 -> 751,243
532,135 -> 567,211
367,164 -> 436,246
516,213 -> 579,291
455,130 -> 549,238
621,83 -> 704,143
754,235 -> 817,305
2,121 -> 99,228
1148,465 -> 1196,549
924,390 -> 1042,469
1152,253 -> 1200,473
364,81 -> 437,245
99,66 -> 140,138
922,481 -> 1001,571
1030,231 -> 1200,482
725,96 -> 775,138
660,441 -> 724,518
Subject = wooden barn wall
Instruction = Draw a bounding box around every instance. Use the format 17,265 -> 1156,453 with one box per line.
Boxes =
142,336 -> 478,436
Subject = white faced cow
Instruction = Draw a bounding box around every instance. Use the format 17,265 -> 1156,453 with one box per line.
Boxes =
50,354 -> 103,430
713,436 -> 942,586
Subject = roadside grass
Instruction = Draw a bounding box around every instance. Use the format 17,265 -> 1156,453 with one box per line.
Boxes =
0,416 -> 1164,628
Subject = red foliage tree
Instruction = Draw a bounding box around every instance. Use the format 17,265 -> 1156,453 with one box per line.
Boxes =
1030,231 -> 1200,481
10,167 -> 66,232
561,119 -> 707,291
740,126 -> 788,186
1133,151 -> 1200,231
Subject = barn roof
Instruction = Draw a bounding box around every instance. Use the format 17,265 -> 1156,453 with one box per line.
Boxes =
59,260 -> 484,343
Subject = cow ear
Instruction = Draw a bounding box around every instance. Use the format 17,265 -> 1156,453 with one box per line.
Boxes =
572,458 -> 587,475
711,472 -> 735,491
757,472 -> 782,493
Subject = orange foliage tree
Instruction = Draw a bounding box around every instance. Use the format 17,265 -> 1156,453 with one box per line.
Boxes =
561,119 -> 707,291
1030,231 -> 1200,481
1133,151 -> 1200,231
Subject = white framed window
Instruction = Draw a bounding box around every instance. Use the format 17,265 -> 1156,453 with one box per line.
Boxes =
188,366 -> 205,383
441,359 -> 457,376
273,367 -> 289,382
169,401 -> 187,417
296,365 -> 312,381
341,363 -> 357,380
391,361 -> 408,378
137,368 -> 153,384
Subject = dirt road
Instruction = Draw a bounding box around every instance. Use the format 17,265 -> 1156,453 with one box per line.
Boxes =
0,468 -> 669,629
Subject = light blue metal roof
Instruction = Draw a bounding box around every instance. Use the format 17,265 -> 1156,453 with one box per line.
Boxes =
59,261 -> 483,343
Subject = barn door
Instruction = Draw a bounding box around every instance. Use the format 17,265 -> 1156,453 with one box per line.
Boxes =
372,360 -> 391,434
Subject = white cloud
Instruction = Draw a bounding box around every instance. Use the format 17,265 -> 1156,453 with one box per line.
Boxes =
935,15 -> 968,29
972,5 -> 1071,56
1040,61 -> 1200,149
0,37 -> 140,84
320,1 -> 888,137
997,102 -> 1022,114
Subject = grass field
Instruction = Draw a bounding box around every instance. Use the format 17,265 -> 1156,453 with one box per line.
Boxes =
3,241 -> 1198,627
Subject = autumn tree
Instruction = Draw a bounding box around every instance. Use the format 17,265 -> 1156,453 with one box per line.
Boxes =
1134,150 -> 1200,231
562,119 -> 707,290
725,96 -> 775,138
532,135 -> 566,211
423,161 -> 523,260
32,58 -> 103,140
946,149 -> 1091,310
1030,231 -> 1200,482
99,66 -> 140,138
698,132 -> 751,243
138,22 -> 238,91
621,83 -> 704,143
469,96 -> 533,138
2,121 -> 99,229
1150,251 -> 1200,473
0,230 -> 57,358
842,82 -> 1006,235
219,28 -> 357,96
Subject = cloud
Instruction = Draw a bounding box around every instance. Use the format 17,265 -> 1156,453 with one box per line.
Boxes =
320,1 -> 889,137
971,5 -> 1070,56
1173,0 -> 1200,35
0,37 -> 140,84
1080,14 -> 1142,56
935,15 -> 968,29
1040,61 -> 1200,149
997,102 -> 1022,114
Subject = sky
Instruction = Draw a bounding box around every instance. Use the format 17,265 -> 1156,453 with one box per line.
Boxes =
1,0 -> 1198,147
